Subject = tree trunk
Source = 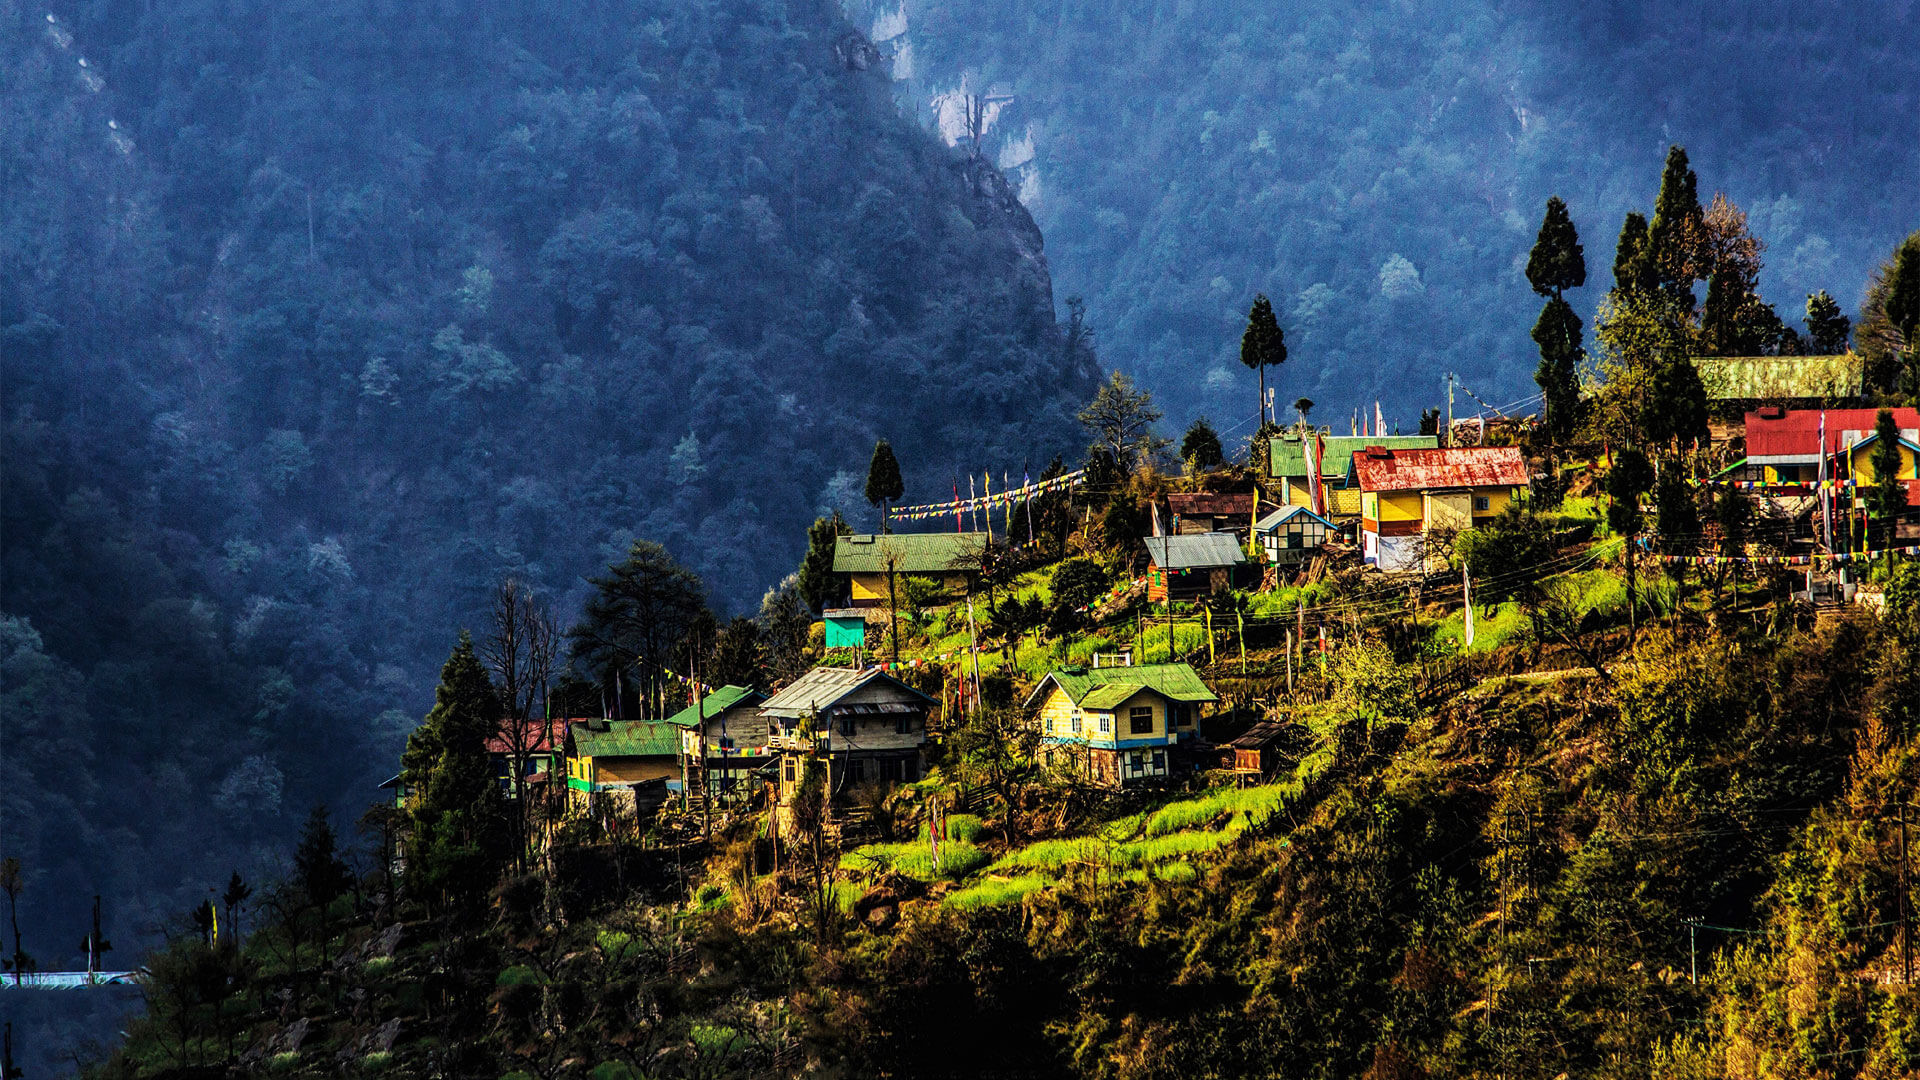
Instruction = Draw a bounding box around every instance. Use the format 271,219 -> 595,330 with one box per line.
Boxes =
887,561 -> 900,665
1256,365 -> 1266,438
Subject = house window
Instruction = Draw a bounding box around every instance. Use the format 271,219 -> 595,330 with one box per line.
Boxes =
1071,714 -> 1082,735
1098,714 -> 1111,733
848,758 -> 865,782
1474,495 -> 1491,512
1044,716 -> 1054,734
838,715 -> 855,736
1152,751 -> 1166,772
783,760 -> 795,782
895,714 -> 914,735
1172,705 -> 1191,727
1130,707 -> 1154,735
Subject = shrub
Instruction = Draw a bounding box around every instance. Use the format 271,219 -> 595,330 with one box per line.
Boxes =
946,874 -> 1049,910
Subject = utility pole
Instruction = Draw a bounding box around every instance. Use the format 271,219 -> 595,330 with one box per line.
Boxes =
965,596 -> 983,716
1165,592 -> 1175,663
697,656 -> 710,843
1687,917 -> 1698,985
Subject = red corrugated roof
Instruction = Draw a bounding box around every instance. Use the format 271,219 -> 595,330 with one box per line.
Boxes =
1167,492 -> 1256,515
1352,446 -> 1527,492
1745,407 -> 1920,459
485,719 -> 586,756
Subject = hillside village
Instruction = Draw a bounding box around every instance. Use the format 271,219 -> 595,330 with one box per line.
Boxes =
65,156 -> 1920,1080
463,385 -> 1917,840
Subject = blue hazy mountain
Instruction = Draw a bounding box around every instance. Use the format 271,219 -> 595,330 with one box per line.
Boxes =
858,0 -> 1920,431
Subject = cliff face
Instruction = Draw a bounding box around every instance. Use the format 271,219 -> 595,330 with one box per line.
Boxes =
0,3 -> 1091,1072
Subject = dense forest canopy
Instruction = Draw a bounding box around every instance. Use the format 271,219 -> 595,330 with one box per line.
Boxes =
1,0 -> 1090,1067
856,0 -> 1920,428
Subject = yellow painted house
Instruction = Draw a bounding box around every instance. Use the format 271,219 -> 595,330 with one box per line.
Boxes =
563,719 -> 683,815
1026,662 -> 1217,786
1354,445 -> 1528,572
1840,431 -> 1919,485
832,532 -> 988,608
1269,433 -> 1436,516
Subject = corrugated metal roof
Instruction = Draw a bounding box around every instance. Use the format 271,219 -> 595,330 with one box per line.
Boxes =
832,532 -> 989,574
1026,661 -> 1219,709
760,666 -> 935,718
569,719 -> 682,758
1745,407 -> 1920,460
662,686 -> 763,729
1167,492 -> 1255,516
1254,505 -> 1336,533
1352,446 -> 1527,492
1270,434 -> 1435,478
1229,721 -> 1288,749
484,719 -> 574,756
1143,531 -> 1248,570
1697,354 -> 1861,400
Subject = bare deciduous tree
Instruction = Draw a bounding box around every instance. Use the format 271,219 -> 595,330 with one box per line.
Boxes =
483,578 -> 559,869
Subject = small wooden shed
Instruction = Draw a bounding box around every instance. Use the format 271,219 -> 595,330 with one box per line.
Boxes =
1254,504 -> 1337,564
1143,532 -> 1250,601
1228,721 -> 1288,775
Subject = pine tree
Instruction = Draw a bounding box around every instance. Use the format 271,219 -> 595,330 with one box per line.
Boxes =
1646,145 -> 1703,316
1527,196 -> 1588,443
1239,295 -> 1286,433
1180,417 -> 1224,471
1526,196 -> 1586,297
1887,236 -> 1920,399
1654,468 -> 1699,556
1805,291 -> 1851,354
292,805 -> 350,967
1644,356 -> 1710,453
1856,231 -> 1920,395
795,511 -> 850,612
400,633 -> 507,907
1613,212 -> 1652,293
1531,300 -> 1585,443
1870,408 -> 1905,554
569,541 -> 710,719
293,806 -> 349,913
864,439 -> 904,533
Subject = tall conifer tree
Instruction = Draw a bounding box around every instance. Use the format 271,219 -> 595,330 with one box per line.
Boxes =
1239,295 -> 1286,433
401,633 -> 507,907
1887,237 -> 1920,398
1870,408 -> 1905,554
1612,212 -> 1654,294
1805,291 -> 1851,354
1527,196 -> 1587,442
864,439 -> 904,533
1646,145 -> 1703,317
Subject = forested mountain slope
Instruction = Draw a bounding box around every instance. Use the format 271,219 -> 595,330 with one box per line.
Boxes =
861,0 -> 1920,426
1,1 -> 1088,1067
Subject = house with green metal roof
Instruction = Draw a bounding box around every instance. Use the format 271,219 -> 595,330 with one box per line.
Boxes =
1269,433 -> 1436,516
1025,662 -> 1218,786
562,718 -> 686,814
663,685 -> 775,798
833,531 -> 988,608
1696,354 -> 1862,406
